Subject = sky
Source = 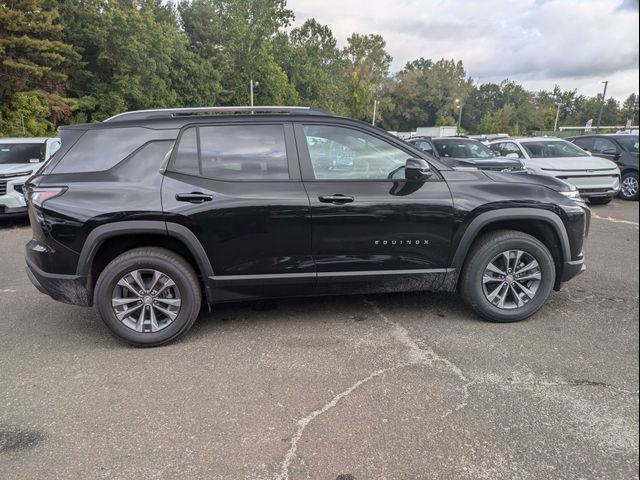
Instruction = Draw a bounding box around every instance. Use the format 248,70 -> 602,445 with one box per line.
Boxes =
288,0 -> 640,100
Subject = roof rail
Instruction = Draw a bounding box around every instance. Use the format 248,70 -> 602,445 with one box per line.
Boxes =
104,106 -> 332,123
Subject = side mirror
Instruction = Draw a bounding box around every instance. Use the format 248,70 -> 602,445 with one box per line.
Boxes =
505,153 -> 520,159
405,158 -> 432,181
602,148 -> 619,157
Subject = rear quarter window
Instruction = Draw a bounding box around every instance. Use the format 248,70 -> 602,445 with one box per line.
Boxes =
52,127 -> 176,174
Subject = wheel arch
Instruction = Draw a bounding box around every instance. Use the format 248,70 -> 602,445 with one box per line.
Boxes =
77,221 -> 214,301
450,208 -> 570,289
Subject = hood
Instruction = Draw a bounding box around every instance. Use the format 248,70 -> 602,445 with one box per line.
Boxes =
484,171 -> 574,192
0,164 -> 39,178
522,155 -> 618,171
439,156 -> 525,171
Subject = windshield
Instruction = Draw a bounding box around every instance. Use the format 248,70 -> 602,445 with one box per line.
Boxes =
521,140 -> 589,158
433,139 -> 494,159
0,143 -> 46,165
615,136 -> 639,153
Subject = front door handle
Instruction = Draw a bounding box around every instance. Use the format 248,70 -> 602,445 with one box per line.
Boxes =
175,192 -> 213,204
318,194 -> 354,204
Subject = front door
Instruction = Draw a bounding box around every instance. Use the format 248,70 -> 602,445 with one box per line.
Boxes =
161,122 -> 314,301
294,123 -> 455,293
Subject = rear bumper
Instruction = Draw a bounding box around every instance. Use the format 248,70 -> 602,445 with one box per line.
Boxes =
25,256 -> 91,306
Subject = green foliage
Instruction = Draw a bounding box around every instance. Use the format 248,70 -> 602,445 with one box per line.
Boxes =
1,0 -> 638,136
0,0 -> 74,135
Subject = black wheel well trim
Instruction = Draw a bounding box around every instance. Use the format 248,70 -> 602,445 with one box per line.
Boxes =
450,208 -> 571,271
620,167 -> 639,176
76,220 -> 214,278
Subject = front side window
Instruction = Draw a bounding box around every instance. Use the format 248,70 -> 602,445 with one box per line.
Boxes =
572,137 -> 594,151
434,139 -> 494,159
0,142 -> 46,164
521,140 -> 589,158
172,125 -> 289,181
303,125 -> 410,180
592,138 -> 617,154
491,142 -> 524,158
413,140 -> 434,154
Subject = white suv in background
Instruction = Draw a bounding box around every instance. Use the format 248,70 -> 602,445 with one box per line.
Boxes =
0,137 -> 61,216
489,137 -> 620,205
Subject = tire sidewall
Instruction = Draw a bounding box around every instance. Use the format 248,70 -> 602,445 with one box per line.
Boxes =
95,253 -> 199,346
465,236 -> 555,323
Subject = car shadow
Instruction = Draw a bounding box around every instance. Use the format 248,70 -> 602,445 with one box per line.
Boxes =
0,216 -> 30,229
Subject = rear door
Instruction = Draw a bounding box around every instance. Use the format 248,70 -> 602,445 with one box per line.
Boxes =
294,122 -> 455,293
161,121 -> 313,301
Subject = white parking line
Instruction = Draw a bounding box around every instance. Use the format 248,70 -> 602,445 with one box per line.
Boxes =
591,211 -> 639,228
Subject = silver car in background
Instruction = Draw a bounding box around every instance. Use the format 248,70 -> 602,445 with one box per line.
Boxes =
488,137 -> 620,205
0,137 -> 61,216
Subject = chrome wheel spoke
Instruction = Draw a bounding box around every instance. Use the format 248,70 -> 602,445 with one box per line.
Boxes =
153,303 -> 178,321
485,262 -> 506,276
115,303 -> 143,321
517,271 -> 541,282
154,297 -> 181,307
111,268 -> 181,333
483,249 -> 542,310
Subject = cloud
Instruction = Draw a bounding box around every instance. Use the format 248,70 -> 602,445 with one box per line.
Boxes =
288,0 -> 639,98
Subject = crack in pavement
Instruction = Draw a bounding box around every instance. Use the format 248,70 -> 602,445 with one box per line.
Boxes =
273,297 -> 638,479
274,298 -> 475,480
274,364 -> 408,480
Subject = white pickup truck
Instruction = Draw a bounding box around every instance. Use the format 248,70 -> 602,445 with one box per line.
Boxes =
0,137 -> 61,216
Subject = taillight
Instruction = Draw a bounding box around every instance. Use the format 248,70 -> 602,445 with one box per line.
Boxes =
29,187 -> 67,207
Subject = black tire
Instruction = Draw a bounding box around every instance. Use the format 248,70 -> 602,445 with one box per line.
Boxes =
619,171 -> 639,201
588,196 -> 613,205
94,247 -> 202,347
459,230 -> 556,323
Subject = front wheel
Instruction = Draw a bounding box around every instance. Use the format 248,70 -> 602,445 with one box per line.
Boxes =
459,230 -> 556,323
94,247 -> 202,347
619,171 -> 639,201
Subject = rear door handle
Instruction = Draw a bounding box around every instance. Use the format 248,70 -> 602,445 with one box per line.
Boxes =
318,194 -> 354,204
175,192 -> 213,204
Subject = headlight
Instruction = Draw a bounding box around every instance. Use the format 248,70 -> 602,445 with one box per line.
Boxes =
560,189 -> 583,202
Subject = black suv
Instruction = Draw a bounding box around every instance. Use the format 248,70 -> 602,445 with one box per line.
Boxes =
567,134 -> 639,201
405,136 -> 527,172
25,107 -> 589,346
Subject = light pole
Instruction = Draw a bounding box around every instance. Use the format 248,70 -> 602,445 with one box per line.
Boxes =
553,102 -> 561,132
250,79 -> 259,107
372,99 -> 378,126
596,80 -> 608,133
455,99 -> 462,134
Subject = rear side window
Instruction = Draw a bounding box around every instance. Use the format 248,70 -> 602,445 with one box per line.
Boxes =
171,125 -> 289,181
52,127 -> 172,173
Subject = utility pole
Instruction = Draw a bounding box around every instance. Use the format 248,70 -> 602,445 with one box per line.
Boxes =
553,103 -> 561,132
372,99 -> 378,126
250,79 -> 259,107
455,99 -> 462,134
596,80 -> 608,132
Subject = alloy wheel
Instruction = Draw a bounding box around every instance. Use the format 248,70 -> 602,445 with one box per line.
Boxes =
111,269 -> 182,333
621,175 -> 639,199
482,250 -> 542,310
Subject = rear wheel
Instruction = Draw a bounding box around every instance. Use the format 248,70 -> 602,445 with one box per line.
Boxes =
619,171 -> 639,201
588,196 -> 613,205
94,247 -> 201,347
460,230 -> 556,323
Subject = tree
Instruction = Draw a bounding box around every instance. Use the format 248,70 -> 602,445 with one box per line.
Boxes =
343,33 -> 392,120
0,0 -> 73,134
178,0 -> 297,106
275,18 -> 348,113
53,0 -> 222,121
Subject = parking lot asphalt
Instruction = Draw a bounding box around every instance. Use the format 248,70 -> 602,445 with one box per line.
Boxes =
0,200 -> 638,480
